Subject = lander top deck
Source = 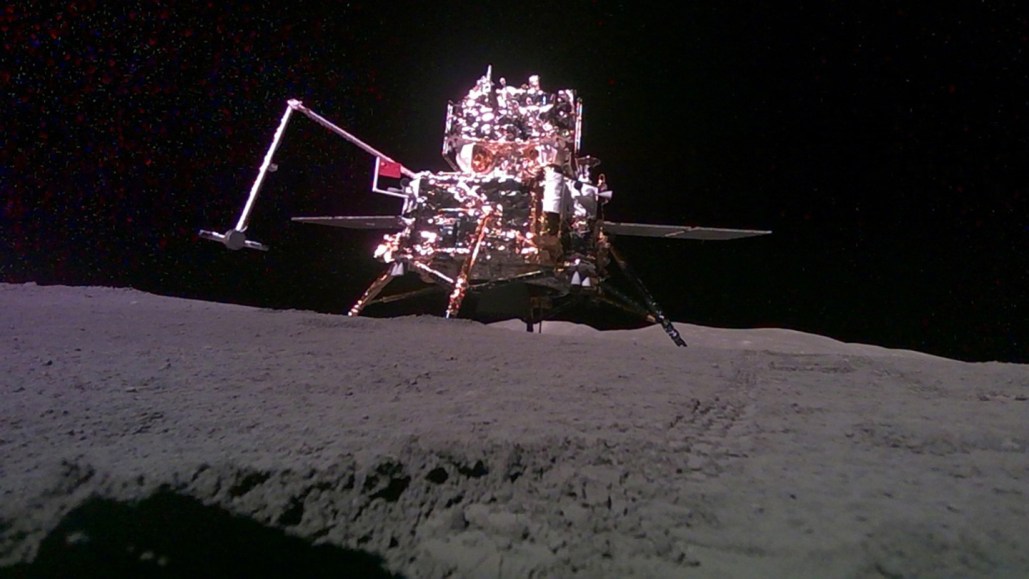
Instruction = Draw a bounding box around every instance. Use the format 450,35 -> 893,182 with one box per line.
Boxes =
442,67 -> 588,182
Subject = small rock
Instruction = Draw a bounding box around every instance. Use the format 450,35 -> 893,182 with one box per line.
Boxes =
999,438 -> 1022,452
560,502 -> 590,526
65,531 -> 90,545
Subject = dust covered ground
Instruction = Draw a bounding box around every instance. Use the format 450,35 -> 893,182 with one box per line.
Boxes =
1,284 -> 1026,577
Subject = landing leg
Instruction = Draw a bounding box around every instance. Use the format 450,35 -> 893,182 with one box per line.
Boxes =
445,211 -> 495,318
525,295 -> 547,333
348,269 -> 395,316
607,244 -> 687,347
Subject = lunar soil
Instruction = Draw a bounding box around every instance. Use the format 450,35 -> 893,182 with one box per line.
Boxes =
1,284 -> 1026,577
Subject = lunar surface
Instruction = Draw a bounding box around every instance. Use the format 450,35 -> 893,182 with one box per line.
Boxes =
1,283 -> 1026,577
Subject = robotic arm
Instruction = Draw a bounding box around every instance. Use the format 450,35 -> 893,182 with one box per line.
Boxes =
199,99 -> 414,251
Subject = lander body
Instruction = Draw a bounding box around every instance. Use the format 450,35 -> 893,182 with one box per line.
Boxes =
200,68 -> 770,346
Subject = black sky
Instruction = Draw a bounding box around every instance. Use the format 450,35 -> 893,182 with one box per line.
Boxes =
3,1 -> 1027,362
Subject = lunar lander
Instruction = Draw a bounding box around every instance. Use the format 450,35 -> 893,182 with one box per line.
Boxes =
200,68 -> 770,346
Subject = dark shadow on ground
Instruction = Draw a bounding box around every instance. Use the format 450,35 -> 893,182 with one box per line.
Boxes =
0,490 -> 401,578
